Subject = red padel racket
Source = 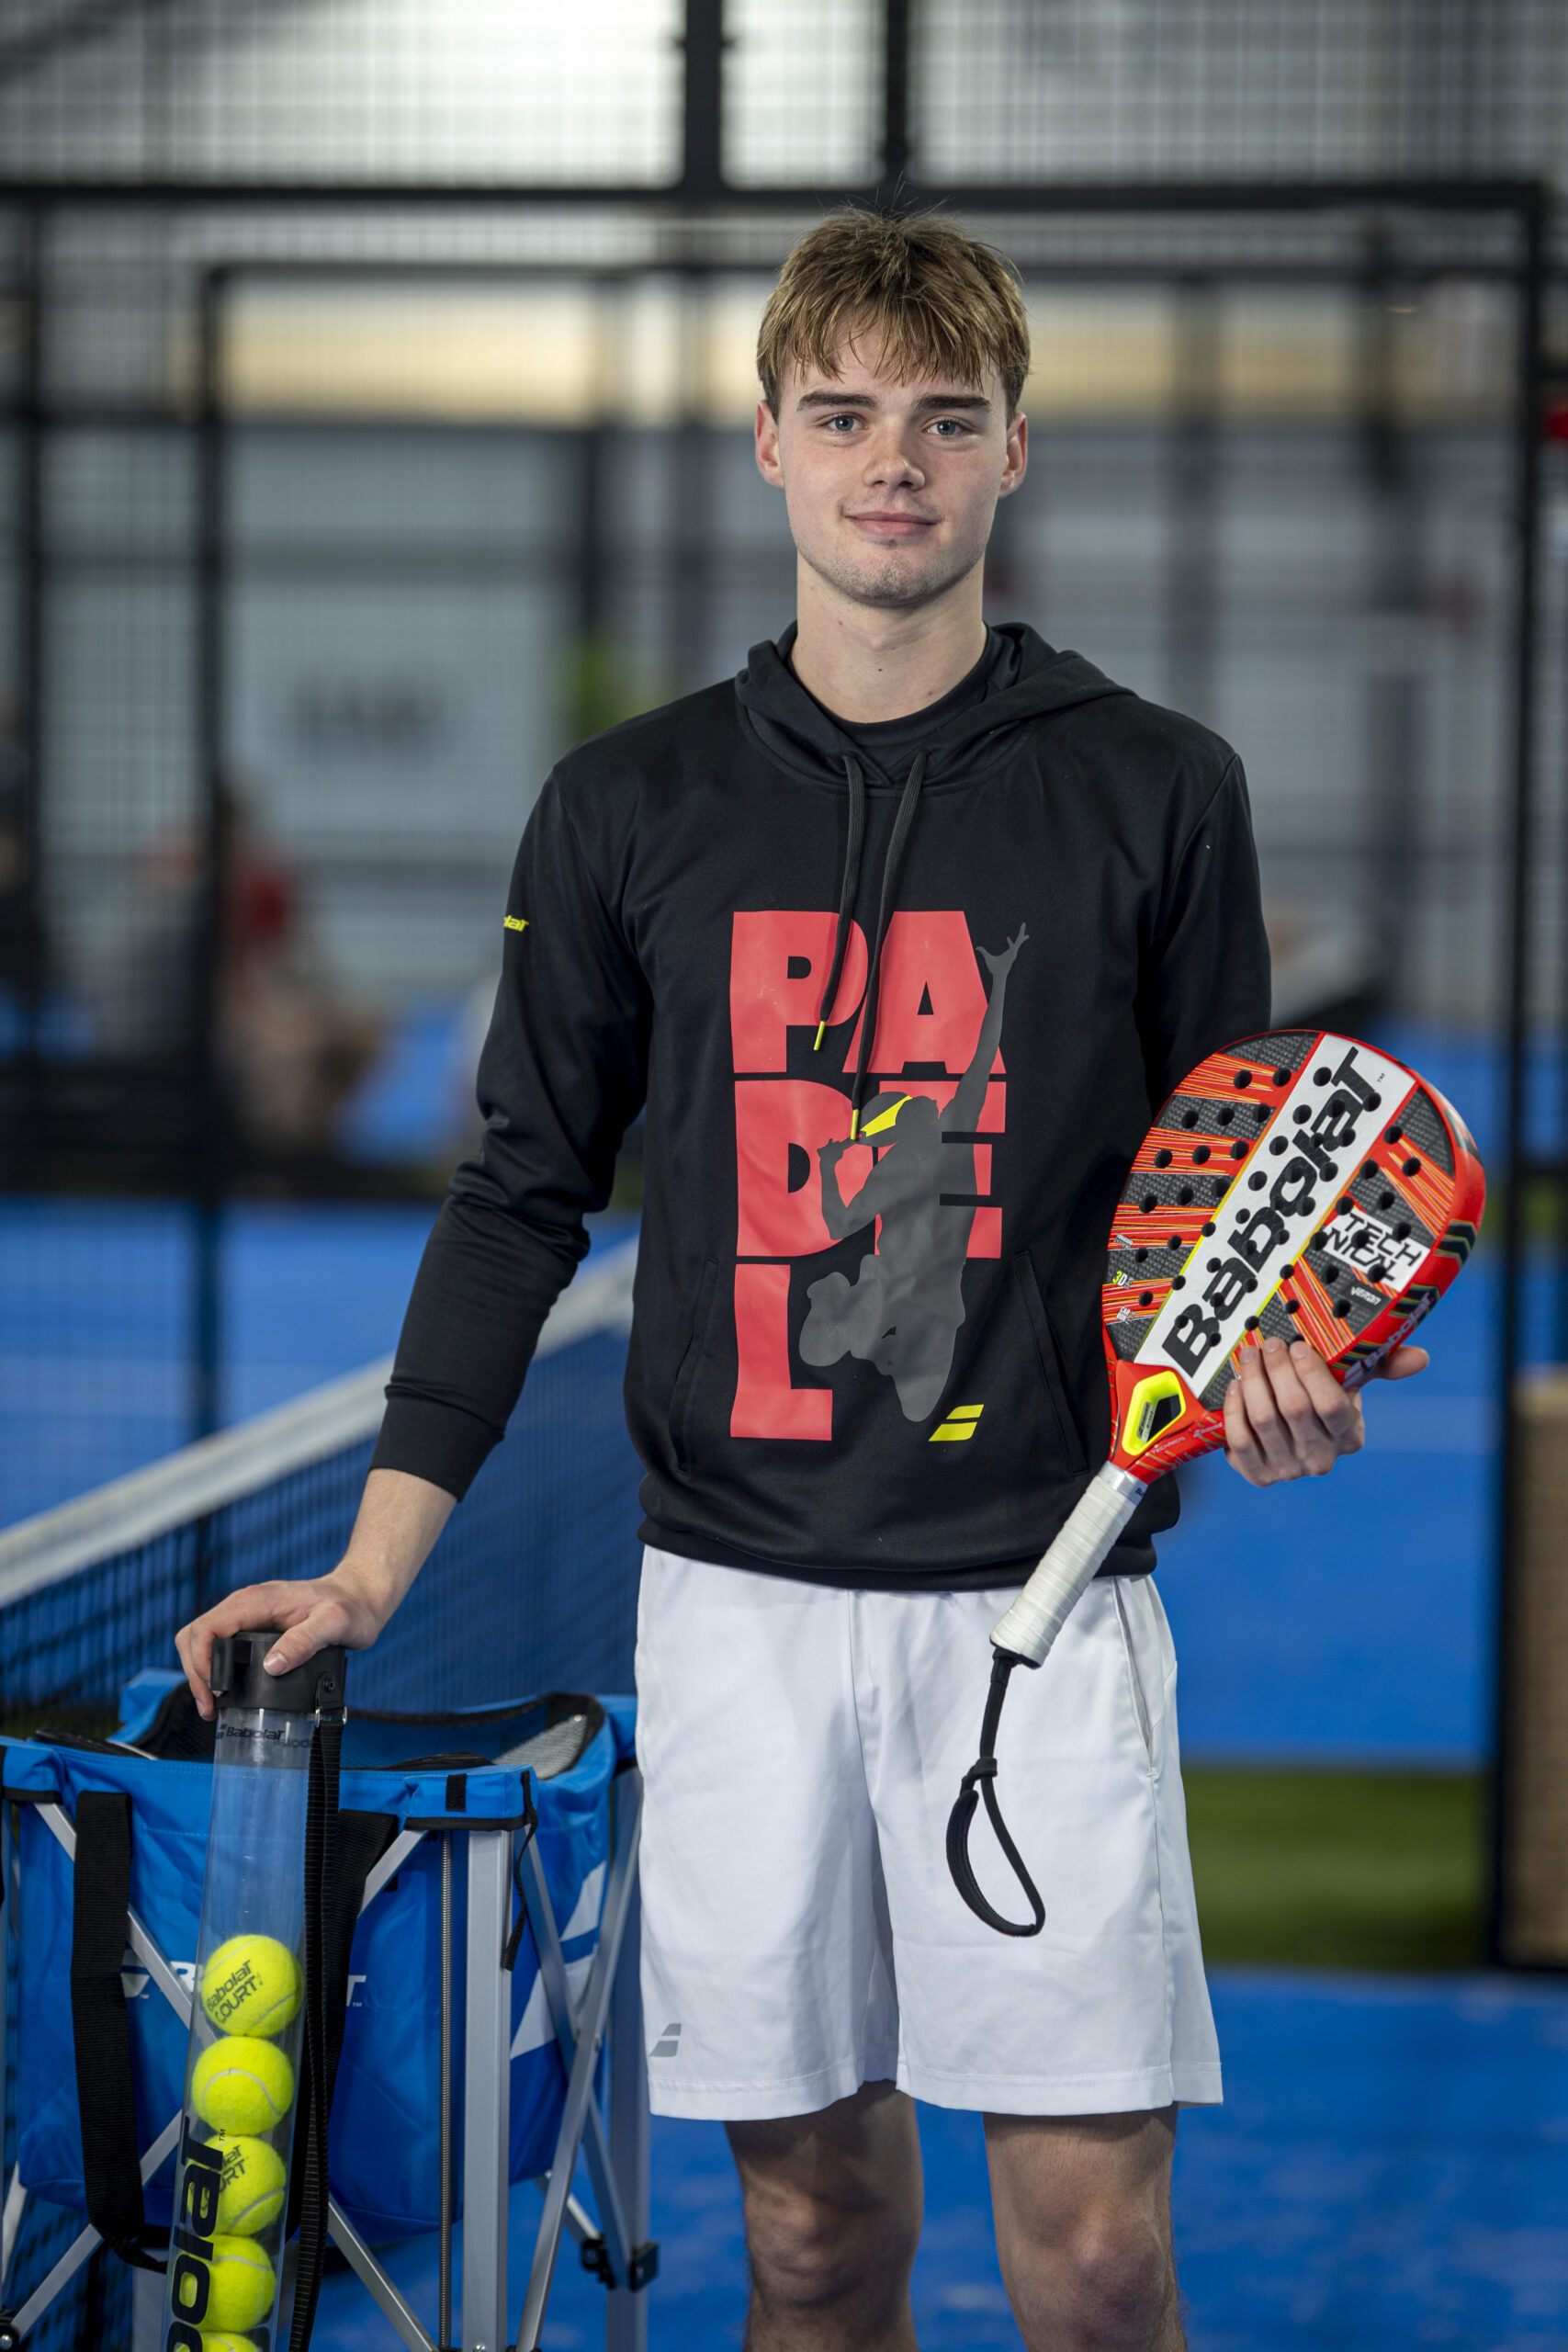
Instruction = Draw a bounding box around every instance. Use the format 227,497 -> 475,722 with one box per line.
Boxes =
947,1027 -> 1485,1935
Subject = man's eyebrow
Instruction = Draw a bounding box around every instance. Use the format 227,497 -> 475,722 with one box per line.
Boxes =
794,389 -> 992,413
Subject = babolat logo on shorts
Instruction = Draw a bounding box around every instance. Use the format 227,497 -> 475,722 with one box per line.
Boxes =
1139,1042 -> 1403,1405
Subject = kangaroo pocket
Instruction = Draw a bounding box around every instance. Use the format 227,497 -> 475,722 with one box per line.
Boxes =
1011,1250 -> 1089,1476
875,1250 -> 1097,1574
639,1247 -> 1100,1579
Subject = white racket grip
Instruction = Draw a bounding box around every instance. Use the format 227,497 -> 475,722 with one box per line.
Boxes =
989,1463 -> 1145,1667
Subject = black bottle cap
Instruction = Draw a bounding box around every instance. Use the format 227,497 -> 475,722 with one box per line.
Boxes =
209,1632 -> 348,1719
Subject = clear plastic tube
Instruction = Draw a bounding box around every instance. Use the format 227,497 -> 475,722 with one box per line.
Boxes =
162,1705 -> 311,2352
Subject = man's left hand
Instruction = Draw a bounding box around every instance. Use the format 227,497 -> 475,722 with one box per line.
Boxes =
1223,1335 -> 1428,1487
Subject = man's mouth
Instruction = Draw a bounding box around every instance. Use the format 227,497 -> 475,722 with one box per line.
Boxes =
845,511 -> 939,543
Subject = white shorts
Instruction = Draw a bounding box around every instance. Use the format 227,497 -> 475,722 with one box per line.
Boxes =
635,1547 -> 1223,2121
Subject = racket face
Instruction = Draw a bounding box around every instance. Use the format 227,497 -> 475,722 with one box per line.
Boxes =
1100,1029 -> 1485,1482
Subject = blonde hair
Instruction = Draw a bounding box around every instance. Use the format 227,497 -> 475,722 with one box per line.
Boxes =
757,211 -> 1031,417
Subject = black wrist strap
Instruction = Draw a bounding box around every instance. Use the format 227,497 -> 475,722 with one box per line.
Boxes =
944,1651 -> 1046,1939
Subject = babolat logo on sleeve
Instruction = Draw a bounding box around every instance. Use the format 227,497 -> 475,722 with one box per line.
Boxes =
1139,1042 -> 1414,1406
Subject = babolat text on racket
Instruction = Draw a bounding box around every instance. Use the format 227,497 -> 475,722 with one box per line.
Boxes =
946,1027 -> 1485,1936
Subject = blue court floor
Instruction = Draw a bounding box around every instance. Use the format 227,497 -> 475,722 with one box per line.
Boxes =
314,1970 -> 1568,2352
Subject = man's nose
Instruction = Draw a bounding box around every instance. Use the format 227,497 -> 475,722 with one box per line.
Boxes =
862,429 -> 924,487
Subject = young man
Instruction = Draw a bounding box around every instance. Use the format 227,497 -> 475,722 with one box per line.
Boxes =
178,214 -> 1426,2351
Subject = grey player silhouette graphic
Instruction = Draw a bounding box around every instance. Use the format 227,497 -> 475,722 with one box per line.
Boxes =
799,926 -> 1029,1420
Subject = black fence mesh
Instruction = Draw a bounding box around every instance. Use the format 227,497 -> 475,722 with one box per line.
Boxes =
0,1328 -> 643,1727
4,1 -> 1568,189
3,194 -> 1561,1520
912,0 -> 1568,186
0,0 -> 687,187
1,222 -> 1546,1139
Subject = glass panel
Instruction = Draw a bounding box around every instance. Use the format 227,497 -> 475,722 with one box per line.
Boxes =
724,0 -> 883,188
0,0 -> 684,187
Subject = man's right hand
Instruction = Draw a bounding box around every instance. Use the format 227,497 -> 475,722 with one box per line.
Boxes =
174,1466 -> 456,1720
175,1566 -> 389,1722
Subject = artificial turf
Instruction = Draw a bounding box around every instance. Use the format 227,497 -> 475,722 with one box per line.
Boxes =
1183,1767 -> 1485,1969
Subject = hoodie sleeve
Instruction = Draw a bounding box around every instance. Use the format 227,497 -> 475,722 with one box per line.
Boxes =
1137,753 -> 1271,1112
371,776 -> 649,1498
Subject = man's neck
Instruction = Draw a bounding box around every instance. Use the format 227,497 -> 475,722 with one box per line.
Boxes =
789,564 -> 989,724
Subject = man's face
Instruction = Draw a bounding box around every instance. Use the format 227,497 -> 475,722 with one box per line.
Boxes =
755,334 -> 1027,616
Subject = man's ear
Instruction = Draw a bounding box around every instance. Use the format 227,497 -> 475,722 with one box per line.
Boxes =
755,397 -> 784,487
998,410 -> 1028,498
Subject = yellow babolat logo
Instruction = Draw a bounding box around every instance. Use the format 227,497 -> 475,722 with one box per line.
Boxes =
1123,1369 -> 1185,1456
930,1404 -> 984,1443
503,914 -> 529,932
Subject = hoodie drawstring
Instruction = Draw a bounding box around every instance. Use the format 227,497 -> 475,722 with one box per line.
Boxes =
812,755 -> 867,1053
811,748 -> 930,1136
850,752 -> 928,1137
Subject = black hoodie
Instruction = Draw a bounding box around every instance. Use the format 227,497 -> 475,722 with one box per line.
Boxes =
373,624 -> 1269,1588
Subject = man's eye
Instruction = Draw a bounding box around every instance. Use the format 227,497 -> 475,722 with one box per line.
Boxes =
824,413 -> 861,431
930,418 -> 972,436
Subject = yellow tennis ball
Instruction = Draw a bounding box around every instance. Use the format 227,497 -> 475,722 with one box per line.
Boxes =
191,2037 -> 294,2135
211,2132 -> 287,2236
200,1935 -> 302,2039
200,2336 -> 259,2351
204,2234 -> 276,2333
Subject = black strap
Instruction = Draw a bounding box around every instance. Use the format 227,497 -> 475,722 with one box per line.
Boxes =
500,1770 -> 541,1973
944,1652 -> 1046,1939
288,1717 -> 339,2352
69,1792 -> 168,2271
284,1778 -> 395,2346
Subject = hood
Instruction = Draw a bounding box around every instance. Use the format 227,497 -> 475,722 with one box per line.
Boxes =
733,621 -> 1130,790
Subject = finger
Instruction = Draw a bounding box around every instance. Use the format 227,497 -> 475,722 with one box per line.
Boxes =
1235,1340 -> 1304,1479
176,1583 -> 316,1717
1255,1341 -> 1350,1474
1222,1367 -> 1274,1486
174,1622 -> 216,1720
259,1597 -> 351,1679
1370,1344 -> 1429,1383
1283,1342 -> 1364,1455
1229,1349 -> 1299,1482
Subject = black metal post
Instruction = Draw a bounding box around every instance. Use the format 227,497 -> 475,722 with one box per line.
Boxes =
680,0 -> 725,201
579,425 -> 608,647
1488,184 -> 1547,1967
1168,276 -> 1221,729
0,174 -> 1543,212
671,275 -> 712,697
878,0 -> 911,204
1358,226 -> 1422,1014
13,204 -> 46,1188
439,1831 -> 454,2349
565,282 -> 616,746
191,270 -> 227,1443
